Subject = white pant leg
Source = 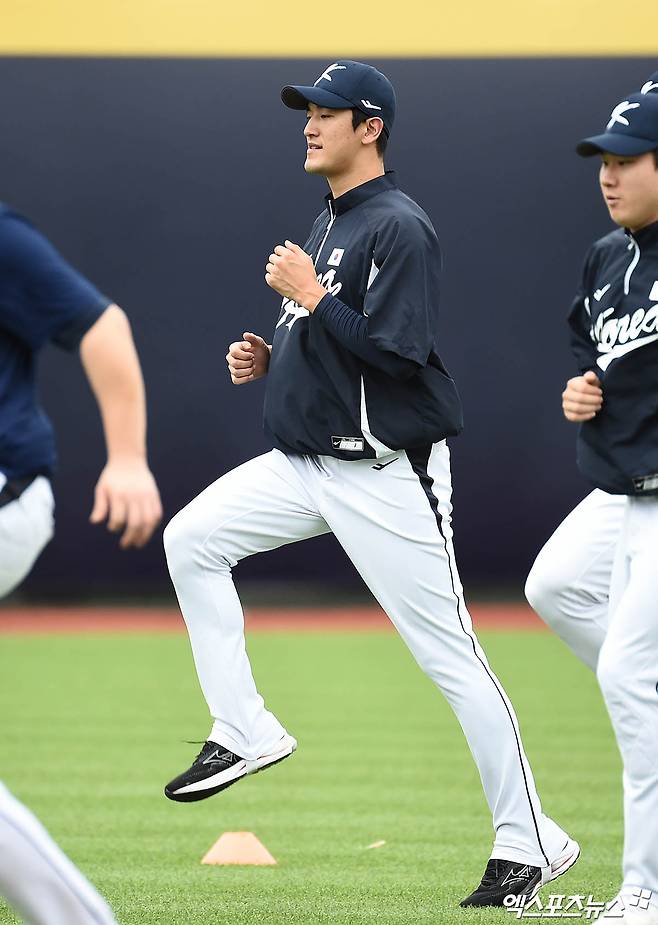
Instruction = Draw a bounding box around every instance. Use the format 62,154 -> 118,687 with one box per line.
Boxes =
597,497 -> 658,908
525,490 -> 624,670
308,443 -> 568,868
0,477 -> 55,599
0,783 -> 117,925
163,450 -> 330,759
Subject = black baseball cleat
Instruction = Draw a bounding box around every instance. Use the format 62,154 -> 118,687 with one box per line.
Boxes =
460,837 -> 581,907
164,733 -> 297,803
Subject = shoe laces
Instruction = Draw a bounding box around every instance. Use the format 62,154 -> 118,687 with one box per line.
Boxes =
479,859 -> 507,887
182,740 -> 214,762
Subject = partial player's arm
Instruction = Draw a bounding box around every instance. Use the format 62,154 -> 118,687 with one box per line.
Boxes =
80,305 -> 162,548
0,213 -> 161,547
562,370 -> 603,422
226,332 -> 271,384
567,246 -> 600,376
563,244 -> 605,422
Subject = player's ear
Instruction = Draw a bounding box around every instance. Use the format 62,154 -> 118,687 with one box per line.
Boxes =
362,117 -> 384,146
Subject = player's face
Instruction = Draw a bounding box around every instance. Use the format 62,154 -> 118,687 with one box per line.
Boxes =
599,151 -> 658,232
304,104 -> 362,177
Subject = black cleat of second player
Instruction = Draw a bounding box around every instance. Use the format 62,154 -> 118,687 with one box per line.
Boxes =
164,741 -> 247,803
164,733 -> 297,803
460,858 -> 542,907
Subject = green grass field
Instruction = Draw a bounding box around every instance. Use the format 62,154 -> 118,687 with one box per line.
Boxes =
0,627 -> 622,924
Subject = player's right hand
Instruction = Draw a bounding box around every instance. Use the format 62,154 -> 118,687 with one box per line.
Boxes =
90,458 -> 162,549
226,332 -> 271,384
562,370 -> 603,422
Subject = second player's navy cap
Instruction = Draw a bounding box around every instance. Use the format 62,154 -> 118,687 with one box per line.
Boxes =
640,71 -> 658,95
281,60 -> 396,136
576,91 -> 658,157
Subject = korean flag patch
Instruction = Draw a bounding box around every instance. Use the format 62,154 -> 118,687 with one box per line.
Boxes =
327,248 -> 344,267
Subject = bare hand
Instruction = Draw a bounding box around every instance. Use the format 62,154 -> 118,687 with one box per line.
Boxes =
265,240 -> 326,311
562,371 -> 603,422
226,332 -> 270,384
90,458 -> 162,549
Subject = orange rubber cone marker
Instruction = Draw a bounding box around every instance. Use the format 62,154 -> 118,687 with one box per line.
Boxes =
201,832 -> 277,866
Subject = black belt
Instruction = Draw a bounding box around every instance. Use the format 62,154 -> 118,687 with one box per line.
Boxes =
0,475 -> 38,509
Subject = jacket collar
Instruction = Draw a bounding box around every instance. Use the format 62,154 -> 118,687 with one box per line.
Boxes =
625,218 -> 658,246
326,170 -> 397,217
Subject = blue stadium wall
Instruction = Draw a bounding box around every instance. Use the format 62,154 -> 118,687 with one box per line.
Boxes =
0,55 -> 656,596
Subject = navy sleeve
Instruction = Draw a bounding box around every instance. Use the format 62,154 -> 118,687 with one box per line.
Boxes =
361,213 -> 440,366
313,294 -> 420,379
0,212 -> 111,352
567,246 -> 599,376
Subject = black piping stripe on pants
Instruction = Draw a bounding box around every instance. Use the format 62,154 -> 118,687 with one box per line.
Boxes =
407,444 -> 550,868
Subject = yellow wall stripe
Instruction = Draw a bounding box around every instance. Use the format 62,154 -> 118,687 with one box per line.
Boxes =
2,0 -> 658,57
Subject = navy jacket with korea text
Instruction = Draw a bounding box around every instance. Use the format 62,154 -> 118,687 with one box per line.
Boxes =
569,219 -> 658,494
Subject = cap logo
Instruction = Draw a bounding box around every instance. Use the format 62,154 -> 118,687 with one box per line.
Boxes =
607,100 -> 641,130
314,64 -> 347,86
641,80 -> 658,95
361,99 -> 382,111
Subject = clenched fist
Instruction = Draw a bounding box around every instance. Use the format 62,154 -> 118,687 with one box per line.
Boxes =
562,371 -> 603,422
226,332 -> 271,384
265,240 -> 326,311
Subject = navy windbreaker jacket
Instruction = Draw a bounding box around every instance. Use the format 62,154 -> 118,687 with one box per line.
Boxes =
569,219 -> 658,494
264,172 -> 463,460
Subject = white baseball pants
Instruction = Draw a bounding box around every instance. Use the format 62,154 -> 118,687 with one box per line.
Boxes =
164,444 -> 569,867
526,490 -> 658,907
0,783 -> 117,925
525,489 -> 623,671
0,476 -> 54,600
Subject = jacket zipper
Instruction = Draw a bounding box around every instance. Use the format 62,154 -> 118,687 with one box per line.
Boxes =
309,200 -> 336,476
624,235 -> 641,295
313,199 -> 335,268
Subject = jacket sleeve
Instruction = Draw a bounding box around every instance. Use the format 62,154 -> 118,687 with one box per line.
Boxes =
0,213 -> 111,352
361,214 -> 440,367
567,245 -> 599,375
313,293 -> 420,379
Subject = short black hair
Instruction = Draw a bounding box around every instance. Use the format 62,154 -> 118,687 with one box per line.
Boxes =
352,109 -> 388,158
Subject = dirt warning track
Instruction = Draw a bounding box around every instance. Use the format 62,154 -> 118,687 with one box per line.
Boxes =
0,603 -> 545,634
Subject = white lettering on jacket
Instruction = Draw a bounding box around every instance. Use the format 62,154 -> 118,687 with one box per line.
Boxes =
592,304 -> 658,370
276,269 -> 343,331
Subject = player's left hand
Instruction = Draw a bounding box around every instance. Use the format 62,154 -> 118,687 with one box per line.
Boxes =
265,241 -> 327,312
90,458 -> 163,549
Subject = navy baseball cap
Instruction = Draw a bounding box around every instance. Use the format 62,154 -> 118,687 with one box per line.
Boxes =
577,92 -> 658,157
281,60 -> 396,136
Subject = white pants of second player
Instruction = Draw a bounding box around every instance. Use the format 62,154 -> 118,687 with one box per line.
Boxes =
526,489 -> 658,910
165,443 -> 570,869
0,783 -> 117,925
0,476 -> 54,599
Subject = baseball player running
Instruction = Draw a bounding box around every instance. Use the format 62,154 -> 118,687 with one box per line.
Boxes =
526,74 -> 658,924
0,203 -> 162,924
163,61 -> 578,907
